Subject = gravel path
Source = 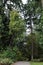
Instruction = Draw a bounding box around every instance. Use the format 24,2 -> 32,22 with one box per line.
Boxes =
12,61 -> 30,65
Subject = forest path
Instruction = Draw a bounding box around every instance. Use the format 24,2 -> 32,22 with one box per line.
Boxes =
11,61 -> 30,65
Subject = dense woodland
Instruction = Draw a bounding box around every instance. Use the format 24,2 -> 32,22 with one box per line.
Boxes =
0,0 -> 43,64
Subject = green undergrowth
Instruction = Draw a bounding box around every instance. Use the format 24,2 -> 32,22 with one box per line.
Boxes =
30,62 -> 43,65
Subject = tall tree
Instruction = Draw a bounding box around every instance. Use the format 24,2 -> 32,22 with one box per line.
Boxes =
0,0 -> 23,49
23,0 -> 41,60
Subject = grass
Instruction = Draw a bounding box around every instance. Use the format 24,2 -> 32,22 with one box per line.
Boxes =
30,62 -> 43,65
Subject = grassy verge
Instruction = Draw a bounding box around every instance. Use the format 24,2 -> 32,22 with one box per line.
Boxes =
30,62 -> 43,65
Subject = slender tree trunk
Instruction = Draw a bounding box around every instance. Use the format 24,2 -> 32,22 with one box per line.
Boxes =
29,14 -> 33,60
41,0 -> 43,8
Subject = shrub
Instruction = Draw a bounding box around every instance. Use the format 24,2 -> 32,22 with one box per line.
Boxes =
0,46 -> 23,61
40,58 -> 43,62
0,58 -> 13,65
32,58 -> 43,62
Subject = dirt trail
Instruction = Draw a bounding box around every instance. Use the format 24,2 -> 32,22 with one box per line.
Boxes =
12,61 -> 30,65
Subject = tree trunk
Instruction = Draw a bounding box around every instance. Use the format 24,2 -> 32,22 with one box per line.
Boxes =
41,0 -> 43,8
29,13 -> 33,60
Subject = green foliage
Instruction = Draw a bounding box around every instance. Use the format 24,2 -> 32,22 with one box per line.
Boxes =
0,46 -> 23,61
0,58 -> 13,65
0,0 -> 43,62
27,33 -> 39,59
9,10 -> 25,34
9,10 -> 25,45
31,62 -> 43,65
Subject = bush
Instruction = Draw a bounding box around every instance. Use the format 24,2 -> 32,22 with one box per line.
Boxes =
32,58 -> 43,62
0,46 -> 23,61
40,58 -> 43,62
32,59 -> 40,62
0,58 -> 13,65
